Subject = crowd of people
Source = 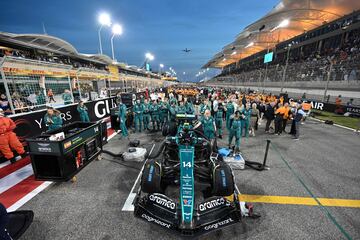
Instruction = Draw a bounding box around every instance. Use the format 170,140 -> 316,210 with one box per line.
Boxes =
117,88 -> 308,152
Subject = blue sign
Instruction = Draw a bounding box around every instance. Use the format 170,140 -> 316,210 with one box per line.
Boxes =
264,52 -> 273,63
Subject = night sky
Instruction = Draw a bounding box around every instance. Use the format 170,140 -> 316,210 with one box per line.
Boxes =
0,0 -> 278,81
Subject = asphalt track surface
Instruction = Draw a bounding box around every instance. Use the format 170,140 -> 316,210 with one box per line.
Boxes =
18,119 -> 360,240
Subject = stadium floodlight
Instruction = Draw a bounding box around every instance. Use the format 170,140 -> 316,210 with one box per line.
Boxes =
231,51 -> 237,55
159,63 -> 164,74
145,52 -> 154,61
245,42 -> 254,48
183,72 -> 186,75
98,12 -> 112,55
110,23 -> 123,61
222,58 -> 226,61
271,19 -> 290,32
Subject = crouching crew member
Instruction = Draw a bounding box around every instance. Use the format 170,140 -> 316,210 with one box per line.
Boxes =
201,109 -> 216,140
44,107 -> 63,131
117,100 -> 128,138
0,109 -> 26,164
77,101 -> 90,122
228,111 -> 242,152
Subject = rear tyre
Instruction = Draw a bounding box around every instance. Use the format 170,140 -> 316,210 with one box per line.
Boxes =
212,163 -> 235,196
141,159 -> 162,193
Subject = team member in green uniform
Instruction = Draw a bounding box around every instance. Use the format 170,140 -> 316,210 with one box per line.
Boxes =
225,100 -> 235,131
184,98 -> 195,114
44,107 -> 63,131
117,100 -> 128,138
199,99 -> 210,115
241,103 -> 252,137
215,102 -> 224,139
176,101 -> 187,114
228,111 -> 242,152
62,89 -> 73,105
159,99 -> 169,128
201,109 -> 216,140
168,101 -> 177,124
133,99 -> 144,133
150,100 -> 161,131
142,99 -> 151,131
77,101 -> 90,122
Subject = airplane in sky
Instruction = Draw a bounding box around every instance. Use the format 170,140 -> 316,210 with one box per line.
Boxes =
182,48 -> 191,53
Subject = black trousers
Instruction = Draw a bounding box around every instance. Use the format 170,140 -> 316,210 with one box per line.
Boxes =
274,117 -> 283,134
282,119 -> 288,131
265,119 -> 273,131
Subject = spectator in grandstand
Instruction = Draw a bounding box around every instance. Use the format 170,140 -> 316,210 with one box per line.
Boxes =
0,108 -> 27,164
117,100 -> 128,138
250,103 -> 260,136
44,107 -> 63,131
47,89 -> 56,103
0,94 -> 12,116
62,89 -> 73,105
264,102 -> 276,133
77,101 -> 90,122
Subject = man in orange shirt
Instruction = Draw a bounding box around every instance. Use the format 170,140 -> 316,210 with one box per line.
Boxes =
0,109 -> 26,164
275,103 -> 289,135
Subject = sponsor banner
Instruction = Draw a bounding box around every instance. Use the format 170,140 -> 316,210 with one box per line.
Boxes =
141,213 -> 172,229
198,197 -> 230,213
148,193 -> 177,212
295,99 -> 360,117
203,217 -> 235,231
10,97 -> 117,143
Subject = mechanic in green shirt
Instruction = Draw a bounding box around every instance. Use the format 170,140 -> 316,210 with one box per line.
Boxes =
201,109 -> 216,140
44,107 -> 63,131
142,98 -> 151,131
133,99 -> 144,133
225,100 -> 235,131
228,111 -> 242,152
150,100 -> 161,131
62,89 -> 73,105
77,101 -> 90,122
117,100 -> 128,138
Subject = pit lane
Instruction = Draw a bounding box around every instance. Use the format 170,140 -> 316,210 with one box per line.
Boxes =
17,119 -> 360,240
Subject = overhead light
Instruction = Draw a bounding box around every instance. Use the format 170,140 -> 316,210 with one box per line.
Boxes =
112,24 -> 123,35
98,12 -> 111,27
245,42 -> 254,48
271,19 -> 290,32
222,58 -> 226,61
231,51 -> 237,55
159,63 -> 164,68
145,52 -> 154,61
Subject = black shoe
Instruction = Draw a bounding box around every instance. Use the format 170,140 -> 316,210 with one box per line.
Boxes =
10,157 -> 16,164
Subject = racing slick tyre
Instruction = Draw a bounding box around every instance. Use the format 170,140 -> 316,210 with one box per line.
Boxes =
141,159 -> 162,193
212,162 -> 235,196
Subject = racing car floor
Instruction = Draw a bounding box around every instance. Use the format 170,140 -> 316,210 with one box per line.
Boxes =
17,120 -> 360,240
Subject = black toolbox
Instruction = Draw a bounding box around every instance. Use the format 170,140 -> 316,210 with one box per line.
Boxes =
26,122 -> 103,181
